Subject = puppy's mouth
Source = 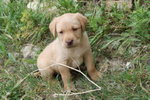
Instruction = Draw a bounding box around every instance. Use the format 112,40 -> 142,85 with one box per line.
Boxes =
65,44 -> 75,48
64,43 -> 78,48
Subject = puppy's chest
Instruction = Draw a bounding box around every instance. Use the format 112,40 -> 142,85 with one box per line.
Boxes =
67,55 -> 83,68
66,48 -> 85,68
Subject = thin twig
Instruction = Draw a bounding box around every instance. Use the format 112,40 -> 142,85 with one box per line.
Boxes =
3,62 -> 101,99
38,63 -> 101,97
53,88 -> 101,97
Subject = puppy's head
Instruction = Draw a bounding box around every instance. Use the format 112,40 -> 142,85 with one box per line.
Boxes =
49,13 -> 87,48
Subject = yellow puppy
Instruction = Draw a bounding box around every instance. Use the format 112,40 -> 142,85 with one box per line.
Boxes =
37,13 -> 101,91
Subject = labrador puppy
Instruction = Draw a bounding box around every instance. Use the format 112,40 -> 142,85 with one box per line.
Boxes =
37,13 -> 101,91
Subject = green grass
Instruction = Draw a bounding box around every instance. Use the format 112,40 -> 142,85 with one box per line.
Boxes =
0,0 -> 150,99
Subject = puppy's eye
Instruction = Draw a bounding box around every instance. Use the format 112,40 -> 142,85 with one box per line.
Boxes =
72,28 -> 78,31
59,31 -> 63,34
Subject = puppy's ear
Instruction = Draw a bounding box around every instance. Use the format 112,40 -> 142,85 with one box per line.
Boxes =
76,13 -> 87,32
49,18 -> 57,37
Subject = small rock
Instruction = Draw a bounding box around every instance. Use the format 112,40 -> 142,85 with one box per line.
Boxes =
126,62 -> 131,69
105,0 -> 132,10
21,44 -> 40,58
27,0 -> 58,13
27,0 -> 47,10
30,46 -> 40,58
21,44 -> 33,58
125,62 -> 134,70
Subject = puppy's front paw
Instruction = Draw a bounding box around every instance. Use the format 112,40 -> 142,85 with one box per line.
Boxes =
64,84 -> 77,93
89,70 -> 102,81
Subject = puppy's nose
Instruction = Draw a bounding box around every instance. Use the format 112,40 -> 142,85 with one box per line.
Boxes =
66,40 -> 73,46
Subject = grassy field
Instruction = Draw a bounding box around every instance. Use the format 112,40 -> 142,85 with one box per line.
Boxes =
0,0 -> 150,100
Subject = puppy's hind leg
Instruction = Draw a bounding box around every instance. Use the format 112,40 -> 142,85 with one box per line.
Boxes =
40,69 -> 55,81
